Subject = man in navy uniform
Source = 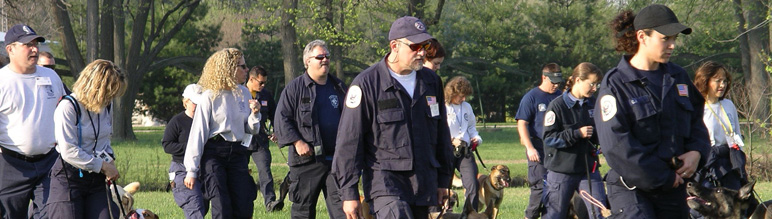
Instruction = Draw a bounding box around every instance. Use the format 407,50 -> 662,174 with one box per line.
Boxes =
274,40 -> 347,219
332,16 -> 454,219
515,63 -> 563,219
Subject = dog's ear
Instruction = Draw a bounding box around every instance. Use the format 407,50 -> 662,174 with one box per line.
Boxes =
739,180 -> 756,200
123,182 -> 141,195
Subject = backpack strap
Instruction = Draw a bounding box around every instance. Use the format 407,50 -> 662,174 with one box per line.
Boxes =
57,95 -> 84,178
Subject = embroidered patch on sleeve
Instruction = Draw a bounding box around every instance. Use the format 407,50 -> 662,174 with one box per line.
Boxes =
600,95 -> 617,122
544,111 -> 556,126
345,85 -> 362,108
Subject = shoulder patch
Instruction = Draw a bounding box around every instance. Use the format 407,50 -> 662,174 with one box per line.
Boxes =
600,95 -> 617,122
345,85 -> 362,108
538,103 -> 547,112
544,111 -> 556,127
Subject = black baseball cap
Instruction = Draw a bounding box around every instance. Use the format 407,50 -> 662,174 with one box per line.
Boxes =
388,16 -> 433,43
5,24 -> 45,46
634,4 -> 692,36
543,72 -> 564,83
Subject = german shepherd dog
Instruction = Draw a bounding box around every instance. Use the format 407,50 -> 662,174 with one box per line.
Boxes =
686,180 -> 756,219
477,165 -> 511,219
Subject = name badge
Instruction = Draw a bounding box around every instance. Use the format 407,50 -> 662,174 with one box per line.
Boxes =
314,145 -> 323,156
95,149 -> 113,163
240,134 -> 252,147
427,96 -> 439,117
168,172 -> 175,181
35,77 -> 52,86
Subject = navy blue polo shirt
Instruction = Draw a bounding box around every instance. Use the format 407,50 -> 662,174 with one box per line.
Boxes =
315,79 -> 342,159
515,87 -> 562,143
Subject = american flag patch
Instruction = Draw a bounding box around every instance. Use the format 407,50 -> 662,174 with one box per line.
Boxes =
261,100 -> 268,106
677,84 -> 688,97
427,96 -> 436,105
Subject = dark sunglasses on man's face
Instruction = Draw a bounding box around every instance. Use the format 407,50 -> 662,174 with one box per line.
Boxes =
398,40 -> 431,51
314,54 -> 330,60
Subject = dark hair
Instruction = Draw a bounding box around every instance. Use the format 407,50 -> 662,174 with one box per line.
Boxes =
610,10 -> 654,54
565,62 -> 603,91
542,63 -> 561,73
39,51 -> 54,59
444,76 -> 473,104
694,61 -> 732,100
425,39 -> 445,61
248,65 -> 268,78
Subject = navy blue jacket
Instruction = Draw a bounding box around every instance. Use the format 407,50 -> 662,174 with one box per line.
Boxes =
275,73 -> 347,166
543,93 -> 599,174
594,56 -> 710,192
332,55 -> 454,206
162,111 -> 193,163
248,89 -> 277,151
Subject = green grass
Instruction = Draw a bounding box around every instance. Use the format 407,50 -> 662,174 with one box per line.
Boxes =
114,126 -> 772,218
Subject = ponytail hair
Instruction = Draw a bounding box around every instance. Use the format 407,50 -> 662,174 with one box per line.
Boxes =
610,10 -> 643,54
565,62 -> 602,91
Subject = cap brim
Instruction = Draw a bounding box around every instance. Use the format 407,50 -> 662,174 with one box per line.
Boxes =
548,76 -> 564,83
18,35 -> 45,44
654,23 -> 692,36
405,33 -> 433,44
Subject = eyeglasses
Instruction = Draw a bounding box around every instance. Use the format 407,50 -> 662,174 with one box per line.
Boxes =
15,41 -> 38,47
589,82 -> 600,88
238,64 -> 248,70
252,77 -> 268,86
397,40 -> 431,51
313,54 -> 330,60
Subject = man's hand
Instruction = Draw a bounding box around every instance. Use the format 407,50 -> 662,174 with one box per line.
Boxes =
579,126 -> 594,138
673,172 -> 684,188
294,140 -> 312,156
101,161 -> 120,181
526,147 -> 540,162
676,151 -> 701,178
268,134 -> 278,143
184,176 -> 196,189
343,200 -> 360,219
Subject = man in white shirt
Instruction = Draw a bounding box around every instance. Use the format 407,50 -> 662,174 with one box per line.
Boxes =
0,24 -> 66,219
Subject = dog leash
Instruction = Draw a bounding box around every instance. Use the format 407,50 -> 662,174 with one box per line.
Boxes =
107,180 -> 128,218
579,190 -> 612,217
473,149 -> 487,169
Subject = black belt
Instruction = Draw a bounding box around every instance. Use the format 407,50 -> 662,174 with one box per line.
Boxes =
0,146 -> 53,162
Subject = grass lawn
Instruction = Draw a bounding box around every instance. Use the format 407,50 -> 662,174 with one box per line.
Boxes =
114,126 -> 772,218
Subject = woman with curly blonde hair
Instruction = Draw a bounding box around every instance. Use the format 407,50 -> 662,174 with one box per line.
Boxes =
183,48 -> 261,219
441,76 -> 483,212
49,59 -> 127,218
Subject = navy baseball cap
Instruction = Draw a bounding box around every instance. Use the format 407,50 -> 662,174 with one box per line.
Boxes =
634,4 -> 692,36
543,72 -> 564,83
388,16 -> 433,43
5,24 -> 45,46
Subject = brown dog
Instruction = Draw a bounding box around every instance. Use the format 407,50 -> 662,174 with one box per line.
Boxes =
111,182 -> 159,219
477,165 -> 510,219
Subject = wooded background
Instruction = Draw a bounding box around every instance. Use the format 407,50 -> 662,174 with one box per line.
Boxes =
3,0 -> 770,141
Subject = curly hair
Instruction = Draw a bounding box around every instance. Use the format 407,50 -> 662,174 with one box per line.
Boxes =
565,62 -> 602,92
72,59 -> 127,113
198,48 -> 243,99
610,10 -> 654,54
425,39 -> 445,62
694,61 -> 732,100
444,76 -> 473,104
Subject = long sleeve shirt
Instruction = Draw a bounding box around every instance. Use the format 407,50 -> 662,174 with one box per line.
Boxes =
446,102 -> 482,145
184,86 -> 261,178
54,95 -> 114,173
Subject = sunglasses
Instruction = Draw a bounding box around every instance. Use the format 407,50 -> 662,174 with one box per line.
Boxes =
313,54 -> 330,60
398,40 -> 431,51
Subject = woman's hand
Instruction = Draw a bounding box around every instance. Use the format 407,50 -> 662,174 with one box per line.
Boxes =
184,176 -> 196,189
101,161 -> 120,181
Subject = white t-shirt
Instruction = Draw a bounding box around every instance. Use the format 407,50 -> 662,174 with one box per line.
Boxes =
703,99 -> 742,148
184,85 -> 261,178
0,65 -> 66,155
446,102 -> 482,145
388,69 -> 417,98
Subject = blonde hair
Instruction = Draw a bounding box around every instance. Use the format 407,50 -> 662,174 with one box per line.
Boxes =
198,48 -> 243,99
444,76 -> 473,104
72,59 -> 127,113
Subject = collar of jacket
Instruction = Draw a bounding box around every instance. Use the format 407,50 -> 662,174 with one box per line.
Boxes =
615,55 -> 680,83
375,53 -> 438,92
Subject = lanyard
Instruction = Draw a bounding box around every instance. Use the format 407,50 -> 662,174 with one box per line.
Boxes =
706,101 -> 733,136
86,111 -> 101,154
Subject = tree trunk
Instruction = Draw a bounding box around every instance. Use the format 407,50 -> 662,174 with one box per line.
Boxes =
744,0 -> 770,122
733,0 -> 750,82
86,0 -> 99,62
280,0 -> 301,85
408,0 -> 425,18
100,0 -> 114,61
51,0 -> 86,77
323,0 -> 344,79
114,0 -> 126,67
